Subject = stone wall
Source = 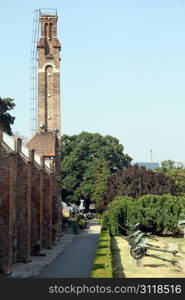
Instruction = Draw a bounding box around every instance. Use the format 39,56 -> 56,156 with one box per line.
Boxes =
0,130 -> 61,275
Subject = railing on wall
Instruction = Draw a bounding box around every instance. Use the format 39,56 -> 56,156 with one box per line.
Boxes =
34,153 -> 41,166
45,159 -> 51,169
2,132 -> 16,152
1,131 -> 53,171
21,144 -> 30,158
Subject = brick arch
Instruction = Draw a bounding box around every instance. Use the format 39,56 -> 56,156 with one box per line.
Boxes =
43,62 -> 55,69
39,62 -> 59,73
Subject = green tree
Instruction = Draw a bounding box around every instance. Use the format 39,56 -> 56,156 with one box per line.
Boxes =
61,132 -> 132,209
87,158 -> 111,210
160,160 -> 185,171
165,168 -> 185,194
99,165 -> 176,213
158,160 -> 185,194
0,97 -> 15,135
160,160 -> 176,171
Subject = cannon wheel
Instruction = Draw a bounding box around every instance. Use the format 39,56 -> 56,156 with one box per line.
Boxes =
130,246 -> 146,260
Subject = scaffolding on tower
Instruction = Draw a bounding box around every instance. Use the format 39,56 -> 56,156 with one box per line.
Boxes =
30,8 -> 57,137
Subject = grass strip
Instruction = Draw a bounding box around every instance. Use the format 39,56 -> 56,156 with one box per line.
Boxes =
90,230 -> 113,278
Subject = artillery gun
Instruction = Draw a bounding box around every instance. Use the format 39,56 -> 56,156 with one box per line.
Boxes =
118,223 -> 178,264
178,219 -> 185,236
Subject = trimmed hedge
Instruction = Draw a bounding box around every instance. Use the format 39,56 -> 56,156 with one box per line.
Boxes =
90,230 -> 113,278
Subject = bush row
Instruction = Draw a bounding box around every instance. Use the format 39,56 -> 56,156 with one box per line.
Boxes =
102,194 -> 185,235
90,230 -> 113,278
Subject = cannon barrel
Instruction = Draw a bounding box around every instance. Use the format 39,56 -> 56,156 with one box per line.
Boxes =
145,253 -> 177,265
146,246 -> 178,255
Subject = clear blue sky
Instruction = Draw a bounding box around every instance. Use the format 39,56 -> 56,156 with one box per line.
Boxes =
1,0 -> 185,164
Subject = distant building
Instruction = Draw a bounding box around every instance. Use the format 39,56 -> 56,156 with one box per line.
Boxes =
133,162 -> 160,170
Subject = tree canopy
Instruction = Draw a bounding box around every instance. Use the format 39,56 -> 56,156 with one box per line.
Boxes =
160,160 -> 185,171
157,160 -> 185,195
99,165 -> 177,213
0,97 -> 15,135
61,131 -> 132,209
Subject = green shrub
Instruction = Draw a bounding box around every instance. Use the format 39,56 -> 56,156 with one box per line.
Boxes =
102,194 -> 185,236
136,194 -> 185,234
101,210 -> 109,230
79,219 -> 87,229
102,196 -> 134,236
90,230 -> 113,278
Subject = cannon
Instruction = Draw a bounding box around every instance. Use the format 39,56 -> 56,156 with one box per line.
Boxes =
117,223 -> 178,264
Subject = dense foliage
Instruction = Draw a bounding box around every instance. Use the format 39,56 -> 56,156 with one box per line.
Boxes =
101,196 -> 134,236
160,160 -> 185,171
0,97 -> 15,135
102,194 -> 185,235
61,132 -> 132,210
99,165 -> 176,213
157,160 -> 185,195
135,195 -> 185,234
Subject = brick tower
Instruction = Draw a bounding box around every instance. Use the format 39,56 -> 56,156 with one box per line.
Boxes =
37,12 -> 61,136
27,10 -> 61,173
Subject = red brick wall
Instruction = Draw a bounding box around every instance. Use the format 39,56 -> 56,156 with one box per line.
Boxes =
42,171 -> 52,249
31,165 -> 43,254
0,146 -> 15,275
0,133 -> 62,275
52,176 -> 62,243
15,155 -> 31,262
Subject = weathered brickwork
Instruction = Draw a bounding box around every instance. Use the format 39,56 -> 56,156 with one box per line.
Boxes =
15,156 -> 31,263
31,165 -> 41,254
0,148 -> 15,275
0,131 -> 61,275
37,13 -> 61,136
52,175 -> 62,243
0,11 -> 62,276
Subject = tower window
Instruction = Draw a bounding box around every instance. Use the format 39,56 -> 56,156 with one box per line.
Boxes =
49,24 -> 52,40
44,23 -> 48,39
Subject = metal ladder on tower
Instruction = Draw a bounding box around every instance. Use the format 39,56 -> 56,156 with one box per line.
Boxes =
30,9 -> 40,137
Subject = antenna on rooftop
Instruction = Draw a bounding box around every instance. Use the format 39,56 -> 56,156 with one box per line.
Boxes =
150,146 -> 153,162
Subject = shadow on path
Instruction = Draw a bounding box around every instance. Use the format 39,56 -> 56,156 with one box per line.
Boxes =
111,237 -> 126,278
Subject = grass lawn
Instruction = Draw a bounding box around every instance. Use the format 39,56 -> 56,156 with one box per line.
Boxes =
111,235 -> 185,278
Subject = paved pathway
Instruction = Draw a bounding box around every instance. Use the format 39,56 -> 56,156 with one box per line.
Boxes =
9,221 -> 101,278
37,221 -> 101,278
10,234 -> 75,278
